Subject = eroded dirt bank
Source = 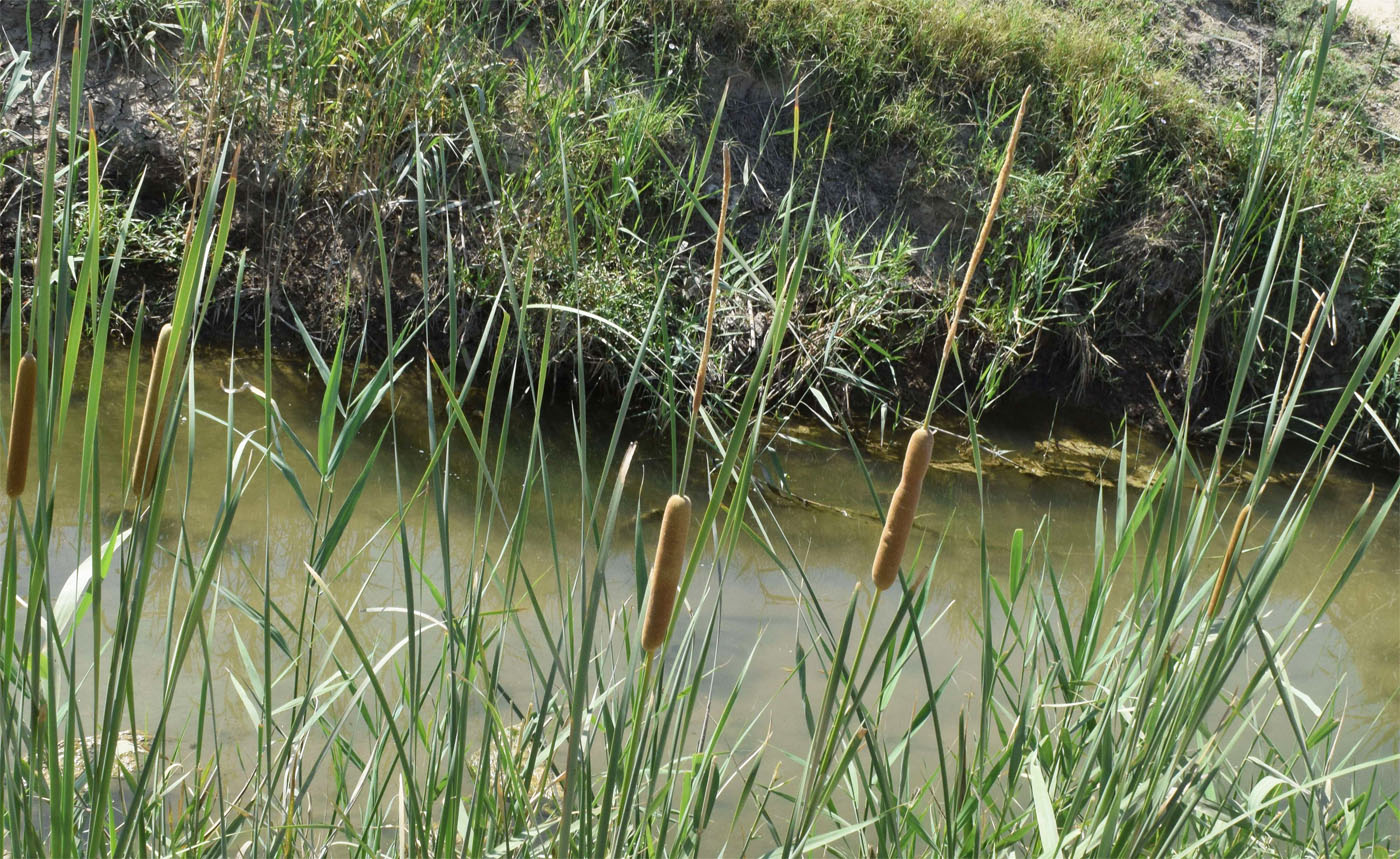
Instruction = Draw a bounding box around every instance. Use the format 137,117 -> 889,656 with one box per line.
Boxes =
2,0 -> 1396,467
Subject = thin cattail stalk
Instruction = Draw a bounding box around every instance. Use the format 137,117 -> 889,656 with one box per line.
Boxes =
130,323 -> 174,499
680,143 -> 732,492
879,87 -> 1029,592
871,427 -> 935,590
1266,289 -> 1326,453
922,85 -> 1031,427
641,494 -> 691,652
653,139 -> 730,662
6,353 -> 37,499
1206,504 -> 1252,619
690,143 -> 731,421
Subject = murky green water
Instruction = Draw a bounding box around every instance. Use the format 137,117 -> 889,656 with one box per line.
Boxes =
14,350 -> 1400,837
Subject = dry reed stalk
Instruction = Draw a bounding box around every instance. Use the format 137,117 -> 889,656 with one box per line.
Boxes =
871,428 -> 935,590
130,323 -> 174,498
924,85 -> 1031,424
641,494 -> 692,652
1286,291 -> 1325,393
6,353 -> 37,499
187,0 -> 237,211
691,143 -> 732,420
1206,504 -> 1251,619
1267,291 -> 1326,451
659,140 -> 730,657
938,88 -> 1030,369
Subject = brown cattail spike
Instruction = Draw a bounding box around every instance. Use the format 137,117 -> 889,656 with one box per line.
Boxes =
131,323 -> 174,498
1206,504 -> 1252,619
6,353 -> 37,499
872,428 -> 935,590
641,494 -> 692,652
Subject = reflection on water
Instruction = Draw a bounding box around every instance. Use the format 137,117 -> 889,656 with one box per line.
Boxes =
14,350 -> 1400,831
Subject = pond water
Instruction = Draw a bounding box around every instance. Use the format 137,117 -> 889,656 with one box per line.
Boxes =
14,348 -> 1400,844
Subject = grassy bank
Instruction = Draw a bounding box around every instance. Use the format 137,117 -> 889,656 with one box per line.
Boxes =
0,1 -> 1398,854
1,0 -> 1398,463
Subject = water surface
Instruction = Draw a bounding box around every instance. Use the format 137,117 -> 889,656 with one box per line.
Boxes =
14,349 -> 1399,842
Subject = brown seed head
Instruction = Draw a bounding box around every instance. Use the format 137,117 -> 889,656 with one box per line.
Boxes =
872,428 -> 935,590
6,353 -> 37,499
641,494 -> 692,652
130,323 -> 174,499
1206,504 -> 1252,619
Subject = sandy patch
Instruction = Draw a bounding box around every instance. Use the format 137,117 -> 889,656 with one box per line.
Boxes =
1351,0 -> 1400,37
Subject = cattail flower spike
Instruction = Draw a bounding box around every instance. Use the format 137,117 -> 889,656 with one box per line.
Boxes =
1207,504 -> 1252,619
130,323 -> 174,501
6,353 -> 37,499
641,494 -> 692,653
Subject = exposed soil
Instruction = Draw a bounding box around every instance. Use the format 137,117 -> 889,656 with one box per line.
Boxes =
1157,0 -> 1400,134
1353,0 -> 1400,37
699,62 -> 968,268
1351,0 -> 1400,132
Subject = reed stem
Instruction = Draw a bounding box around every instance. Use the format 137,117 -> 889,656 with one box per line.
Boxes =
681,143 -> 731,489
921,86 -> 1031,428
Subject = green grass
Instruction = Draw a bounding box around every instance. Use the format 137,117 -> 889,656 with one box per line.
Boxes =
0,0 -> 1397,855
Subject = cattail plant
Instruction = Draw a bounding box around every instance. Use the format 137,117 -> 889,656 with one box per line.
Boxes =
130,323 -> 174,499
640,493 -> 692,652
1206,504 -> 1251,619
6,352 -> 37,499
871,86 -> 1031,591
1293,292 -> 1325,378
871,428 -> 934,590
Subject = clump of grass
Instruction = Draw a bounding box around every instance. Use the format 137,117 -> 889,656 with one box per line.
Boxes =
5,353 -> 35,499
